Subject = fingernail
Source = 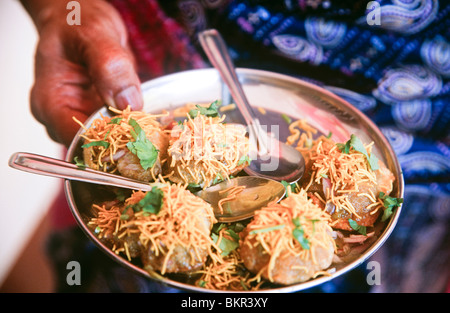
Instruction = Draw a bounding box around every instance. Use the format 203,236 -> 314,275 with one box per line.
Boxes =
114,85 -> 143,110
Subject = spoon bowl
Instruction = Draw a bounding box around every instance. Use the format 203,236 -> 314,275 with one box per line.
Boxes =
198,29 -> 305,183
8,152 -> 285,222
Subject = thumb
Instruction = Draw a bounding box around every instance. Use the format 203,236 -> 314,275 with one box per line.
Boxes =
80,35 -> 144,111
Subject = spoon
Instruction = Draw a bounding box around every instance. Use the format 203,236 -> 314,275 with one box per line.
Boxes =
9,152 -> 286,222
198,29 -> 305,183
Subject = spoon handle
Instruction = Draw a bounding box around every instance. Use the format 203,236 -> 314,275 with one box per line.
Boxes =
198,29 -> 269,154
8,152 -> 152,191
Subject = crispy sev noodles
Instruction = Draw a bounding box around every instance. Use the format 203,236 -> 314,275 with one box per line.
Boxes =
166,113 -> 250,188
287,119 -> 393,228
73,106 -> 169,179
88,183 -> 218,274
240,189 -> 336,285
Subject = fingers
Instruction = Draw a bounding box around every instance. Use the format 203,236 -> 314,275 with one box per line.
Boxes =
30,58 -> 104,147
64,4 -> 144,111
82,39 -> 144,111
29,1 -> 144,147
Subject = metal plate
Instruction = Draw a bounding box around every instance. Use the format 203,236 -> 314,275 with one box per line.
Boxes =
65,68 -> 404,293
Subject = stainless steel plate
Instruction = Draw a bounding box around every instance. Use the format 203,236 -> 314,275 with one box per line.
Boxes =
65,68 -> 404,293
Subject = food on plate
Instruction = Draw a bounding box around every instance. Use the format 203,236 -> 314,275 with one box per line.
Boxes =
76,105 -> 402,291
240,189 -> 335,285
73,107 -> 169,182
88,183 -> 217,274
165,101 -> 250,188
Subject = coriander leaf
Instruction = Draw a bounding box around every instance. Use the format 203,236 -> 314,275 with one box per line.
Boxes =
237,155 -> 251,166
212,172 -> 224,185
131,187 -> 164,215
127,118 -> 159,170
336,142 -> 350,154
349,134 -> 380,170
211,232 -> 239,256
338,134 -> 379,171
349,134 -> 366,155
292,227 -> 310,250
348,219 -> 367,236
379,192 -> 403,222
368,153 -> 380,171
109,117 -> 123,125
291,217 -> 310,250
226,229 -> 240,242
281,113 -> 292,125
189,100 -> 221,118
73,156 -> 86,169
81,140 -> 110,149
291,217 -> 301,227
281,180 -> 298,197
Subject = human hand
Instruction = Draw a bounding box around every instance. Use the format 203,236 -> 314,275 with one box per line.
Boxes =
22,0 -> 143,147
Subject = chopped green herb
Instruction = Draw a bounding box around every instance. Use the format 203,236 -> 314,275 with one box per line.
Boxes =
292,228 -> 310,250
130,186 -> 164,215
348,219 -> 367,236
281,113 -> 292,125
126,118 -> 159,170
249,224 -> 285,235
211,224 -> 242,256
237,155 -> 251,166
291,217 -> 310,250
337,134 -> 379,170
379,192 -> 403,222
320,173 -> 328,178
198,280 -> 206,287
326,131 -> 333,139
94,226 -> 101,234
189,100 -> 221,118
109,117 -> 123,125
211,232 -> 239,256
240,280 -> 249,291
281,180 -> 297,197
73,156 -> 86,169
212,172 -> 224,185
81,140 -> 110,149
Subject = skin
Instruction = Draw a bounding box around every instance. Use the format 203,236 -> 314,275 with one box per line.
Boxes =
20,0 -> 143,147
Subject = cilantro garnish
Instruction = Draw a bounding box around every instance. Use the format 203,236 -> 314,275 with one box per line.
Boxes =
281,113 -> 292,125
211,223 -> 240,256
281,180 -> 297,197
337,134 -> 379,170
108,117 -> 123,125
379,192 -> 403,222
73,156 -> 86,169
348,219 -> 367,236
81,140 -> 110,149
237,155 -> 252,166
126,118 -> 159,170
129,186 -> 164,215
292,217 -> 310,250
189,100 -> 221,118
